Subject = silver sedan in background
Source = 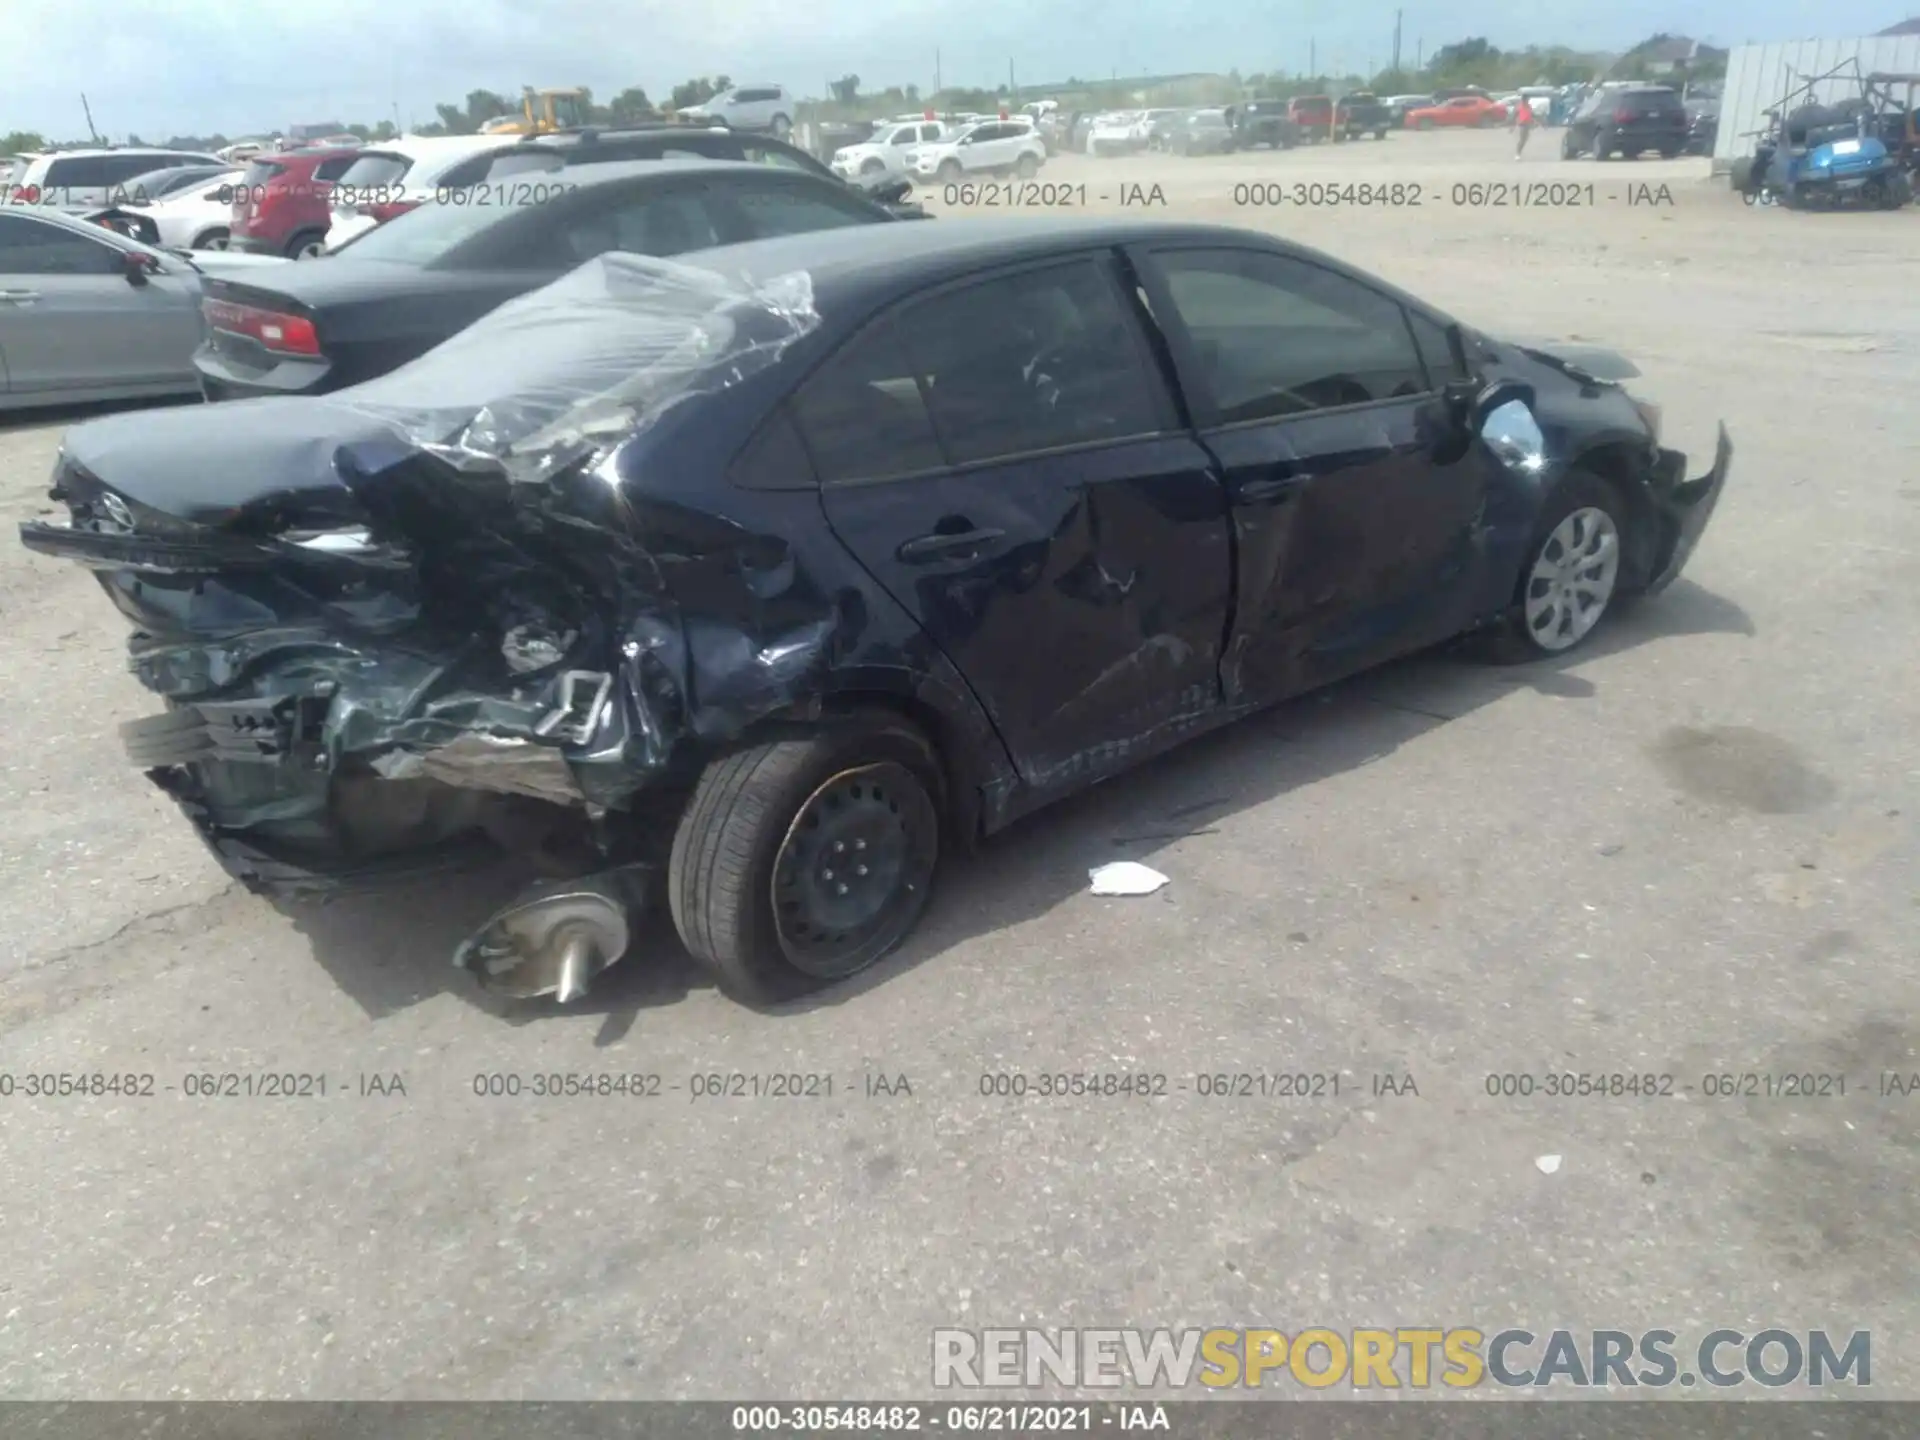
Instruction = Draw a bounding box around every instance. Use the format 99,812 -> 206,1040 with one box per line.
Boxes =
0,206 -> 289,411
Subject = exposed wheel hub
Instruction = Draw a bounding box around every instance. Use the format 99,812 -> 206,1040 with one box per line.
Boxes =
773,762 -> 936,977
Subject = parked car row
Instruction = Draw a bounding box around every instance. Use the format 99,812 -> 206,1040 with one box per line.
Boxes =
18,203 -> 1733,1005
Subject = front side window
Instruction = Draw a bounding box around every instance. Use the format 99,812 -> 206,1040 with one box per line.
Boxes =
0,213 -> 121,274
1150,248 -> 1428,423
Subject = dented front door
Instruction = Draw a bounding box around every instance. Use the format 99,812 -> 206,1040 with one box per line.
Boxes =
798,256 -> 1233,792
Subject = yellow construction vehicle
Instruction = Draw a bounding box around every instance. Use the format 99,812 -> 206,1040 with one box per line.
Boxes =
480,88 -> 592,135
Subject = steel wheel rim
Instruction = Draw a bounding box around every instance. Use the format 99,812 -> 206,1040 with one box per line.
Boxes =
771,761 -> 937,978
1524,506 -> 1620,652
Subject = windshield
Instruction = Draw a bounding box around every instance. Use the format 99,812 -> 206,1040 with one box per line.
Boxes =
331,187 -> 543,264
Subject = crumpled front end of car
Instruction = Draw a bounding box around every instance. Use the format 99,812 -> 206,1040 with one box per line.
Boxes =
20,254 -> 836,983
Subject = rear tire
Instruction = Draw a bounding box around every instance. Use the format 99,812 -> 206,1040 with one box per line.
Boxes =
192,227 -> 230,249
285,229 -> 326,259
770,114 -> 792,140
1015,152 -> 1039,178
669,715 -> 944,1004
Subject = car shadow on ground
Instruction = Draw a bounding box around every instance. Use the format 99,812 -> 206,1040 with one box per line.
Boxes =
282,578 -> 1754,1030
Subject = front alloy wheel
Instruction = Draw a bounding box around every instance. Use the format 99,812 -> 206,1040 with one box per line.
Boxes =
1523,506 -> 1621,652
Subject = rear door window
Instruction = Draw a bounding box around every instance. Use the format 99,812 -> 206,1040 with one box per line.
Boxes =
553,185 -> 722,263
901,259 -> 1171,465
314,154 -> 358,182
739,142 -> 824,174
792,322 -> 945,483
717,179 -> 885,239
433,152 -> 500,190
337,152 -> 412,190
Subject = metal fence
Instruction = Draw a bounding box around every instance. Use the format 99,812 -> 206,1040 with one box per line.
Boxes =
1714,35 -> 1920,166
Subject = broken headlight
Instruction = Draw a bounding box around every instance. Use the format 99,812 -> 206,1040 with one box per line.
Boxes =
502,622 -> 579,675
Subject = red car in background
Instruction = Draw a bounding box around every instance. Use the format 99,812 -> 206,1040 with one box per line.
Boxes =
228,146 -> 360,258
1405,95 -> 1509,129
1287,95 -> 1335,140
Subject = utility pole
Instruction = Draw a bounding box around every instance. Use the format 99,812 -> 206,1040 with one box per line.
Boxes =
80,93 -> 100,143
1416,38 -> 1424,71
1392,10 -> 1402,74
1009,58 -> 1016,100
935,49 -> 943,97
1309,39 -> 1316,80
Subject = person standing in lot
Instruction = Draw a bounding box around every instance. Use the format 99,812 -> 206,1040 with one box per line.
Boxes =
1514,96 -> 1537,158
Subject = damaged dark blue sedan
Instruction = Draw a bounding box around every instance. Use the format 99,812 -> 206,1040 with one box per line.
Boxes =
20,218 -> 1730,1005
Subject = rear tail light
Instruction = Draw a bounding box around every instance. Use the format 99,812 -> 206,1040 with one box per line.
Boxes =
1613,108 -> 1634,124
202,299 -> 321,357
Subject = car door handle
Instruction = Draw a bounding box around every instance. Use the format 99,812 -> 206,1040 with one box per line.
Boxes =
1237,474 -> 1308,503
896,527 -> 1005,562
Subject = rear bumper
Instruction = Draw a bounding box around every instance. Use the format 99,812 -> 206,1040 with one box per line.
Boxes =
193,341 -> 332,401
1646,423 -> 1732,594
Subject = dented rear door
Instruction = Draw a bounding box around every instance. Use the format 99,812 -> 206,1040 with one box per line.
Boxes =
802,255 -> 1233,793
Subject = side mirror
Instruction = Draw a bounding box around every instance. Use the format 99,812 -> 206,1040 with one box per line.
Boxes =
1472,377 -> 1537,429
122,250 -> 155,287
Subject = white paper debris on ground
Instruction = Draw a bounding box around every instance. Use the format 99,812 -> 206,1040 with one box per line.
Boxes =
1535,1154 -> 1563,1175
1089,862 -> 1170,896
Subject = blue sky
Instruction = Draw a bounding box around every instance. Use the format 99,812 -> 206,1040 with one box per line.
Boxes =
4,0 -> 1914,141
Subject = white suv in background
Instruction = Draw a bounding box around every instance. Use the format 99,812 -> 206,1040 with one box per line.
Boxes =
322,134 -> 525,250
832,119 -> 949,180
6,146 -> 225,210
677,85 -> 796,139
907,120 -> 1046,183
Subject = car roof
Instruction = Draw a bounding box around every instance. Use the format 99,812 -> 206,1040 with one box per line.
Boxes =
36,146 -> 213,159
519,156 -> 851,189
367,134 -> 523,158
674,216 -> 1436,320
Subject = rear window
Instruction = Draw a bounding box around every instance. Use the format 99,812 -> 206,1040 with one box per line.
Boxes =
337,152 -> 412,189
243,160 -> 288,186
433,152 -> 501,190
487,150 -> 568,181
